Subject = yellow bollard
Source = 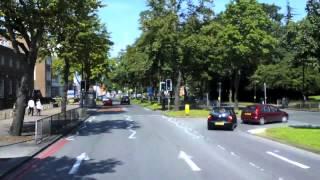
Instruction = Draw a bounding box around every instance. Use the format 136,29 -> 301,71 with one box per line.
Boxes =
185,104 -> 190,116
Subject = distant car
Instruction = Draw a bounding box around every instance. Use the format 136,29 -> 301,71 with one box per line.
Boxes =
120,96 -> 130,105
207,107 -> 237,131
102,97 -> 112,106
241,104 -> 288,125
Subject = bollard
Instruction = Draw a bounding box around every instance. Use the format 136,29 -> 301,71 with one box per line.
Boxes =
185,104 -> 190,116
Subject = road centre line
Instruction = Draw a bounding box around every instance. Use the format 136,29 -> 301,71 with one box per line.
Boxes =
249,162 -> 260,169
266,151 -> 310,169
230,152 -> 240,158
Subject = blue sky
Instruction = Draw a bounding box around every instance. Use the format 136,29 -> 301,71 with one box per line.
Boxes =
98,0 -> 307,57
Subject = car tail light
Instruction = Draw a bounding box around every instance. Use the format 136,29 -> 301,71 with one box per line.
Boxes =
208,115 -> 213,121
227,115 -> 233,122
254,108 -> 259,119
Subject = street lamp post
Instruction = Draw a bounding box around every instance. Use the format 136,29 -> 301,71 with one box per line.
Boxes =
264,82 -> 267,104
218,82 -> 222,107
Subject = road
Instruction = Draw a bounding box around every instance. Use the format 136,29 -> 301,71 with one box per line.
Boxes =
5,103 -> 320,180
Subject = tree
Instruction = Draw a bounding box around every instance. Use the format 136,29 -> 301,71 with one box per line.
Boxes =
306,0 -> 320,67
0,0 -> 71,135
215,0 -> 277,107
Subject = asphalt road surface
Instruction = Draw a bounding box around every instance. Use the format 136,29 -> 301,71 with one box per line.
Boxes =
5,103 -> 320,180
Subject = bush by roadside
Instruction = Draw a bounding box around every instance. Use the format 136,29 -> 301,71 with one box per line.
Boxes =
132,99 -> 161,111
260,127 -> 320,154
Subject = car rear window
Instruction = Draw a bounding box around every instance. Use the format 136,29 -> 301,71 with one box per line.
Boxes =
243,105 -> 256,112
212,107 -> 233,115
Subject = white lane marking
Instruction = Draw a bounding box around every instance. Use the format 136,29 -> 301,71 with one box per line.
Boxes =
178,151 -> 201,171
230,152 -> 240,158
125,115 -> 134,122
248,128 -> 266,134
266,151 -> 310,169
249,162 -> 260,169
217,145 -> 226,151
128,130 -> 136,139
127,124 -> 133,129
68,153 -> 90,175
144,107 -> 150,111
66,136 -> 75,141
279,177 -> 284,180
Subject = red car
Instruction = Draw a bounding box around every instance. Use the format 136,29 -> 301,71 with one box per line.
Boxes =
103,97 -> 112,106
241,104 -> 288,125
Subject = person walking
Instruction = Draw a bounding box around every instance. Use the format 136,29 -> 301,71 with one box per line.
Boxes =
27,98 -> 35,116
36,99 -> 43,116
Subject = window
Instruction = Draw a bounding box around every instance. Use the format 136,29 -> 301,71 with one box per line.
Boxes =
16,60 -> 20,69
0,78 -> 4,98
9,57 -> 13,67
269,106 -> 277,112
262,106 -> 270,112
0,55 -> 4,65
8,80 -> 13,95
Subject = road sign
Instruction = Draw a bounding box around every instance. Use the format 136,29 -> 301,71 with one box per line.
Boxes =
166,79 -> 172,91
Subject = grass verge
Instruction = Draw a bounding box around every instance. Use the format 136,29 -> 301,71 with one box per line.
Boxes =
260,127 -> 320,153
308,95 -> 320,101
164,109 -> 210,118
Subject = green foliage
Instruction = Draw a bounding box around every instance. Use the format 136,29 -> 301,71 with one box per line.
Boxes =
263,127 -> 320,153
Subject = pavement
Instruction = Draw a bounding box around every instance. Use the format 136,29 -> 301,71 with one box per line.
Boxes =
0,104 -> 79,177
1,102 -> 319,180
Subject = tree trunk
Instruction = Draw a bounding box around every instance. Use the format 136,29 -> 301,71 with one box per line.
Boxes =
174,70 -> 182,111
61,59 -> 70,114
229,78 -> 233,103
233,70 -> 241,109
10,49 -> 36,136
10,68 -> 33,136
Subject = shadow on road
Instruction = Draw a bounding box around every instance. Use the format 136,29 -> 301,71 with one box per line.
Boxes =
3,155 -> 123,180
77,119 -> 140,137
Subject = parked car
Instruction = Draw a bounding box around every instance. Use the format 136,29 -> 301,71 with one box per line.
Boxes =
207,107 -> 237,131
102,97 -> 112,106
120,96 -> 130,105
241,104 -> 288,125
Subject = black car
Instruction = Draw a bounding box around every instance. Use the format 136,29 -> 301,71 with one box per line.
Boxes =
120,96 -> 130,105
207,107 -> 237,131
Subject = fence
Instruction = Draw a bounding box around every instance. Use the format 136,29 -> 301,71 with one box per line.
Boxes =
288,102 -> 320,111
35,108 -> 88,144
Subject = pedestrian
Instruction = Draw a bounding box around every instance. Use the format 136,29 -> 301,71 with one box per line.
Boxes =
36,99 -> 43,116
27,98 -> 35,116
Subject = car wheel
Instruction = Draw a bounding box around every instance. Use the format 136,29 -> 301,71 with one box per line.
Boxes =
230,124 -> 237,131
282,116 -> 288,123
207,123 -> 212,130
242,120 -> 247,124
259,117 -> 265,125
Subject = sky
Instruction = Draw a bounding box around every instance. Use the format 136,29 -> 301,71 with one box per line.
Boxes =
98,0 -> 307,58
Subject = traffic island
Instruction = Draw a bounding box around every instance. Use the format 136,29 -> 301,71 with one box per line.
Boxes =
257,127 -> 320,154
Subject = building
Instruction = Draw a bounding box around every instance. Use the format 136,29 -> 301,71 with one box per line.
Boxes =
0,45 -> 24,109
34,57 -> 52,97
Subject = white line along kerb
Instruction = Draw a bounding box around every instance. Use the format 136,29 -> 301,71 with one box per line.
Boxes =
68,152 -> 90,175
178,151 -> 201,171
266,151 -> 310,169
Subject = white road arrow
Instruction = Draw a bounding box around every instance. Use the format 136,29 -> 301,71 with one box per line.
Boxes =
178,151 -> 201,171
68,152 -> 90,175
66,136 -> 75,141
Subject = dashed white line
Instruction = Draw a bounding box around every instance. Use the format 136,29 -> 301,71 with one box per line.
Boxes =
68,152 -> 89,175
249,162 -> 260,169
217,145 -> 226,151
230,152 -> 240,158
266,151 -> 310,169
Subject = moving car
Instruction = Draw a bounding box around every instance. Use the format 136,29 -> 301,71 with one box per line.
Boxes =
207,107 -> 237,131
241,104 -> 288,125
120,96 -> 130,105
102,97 -> 112,106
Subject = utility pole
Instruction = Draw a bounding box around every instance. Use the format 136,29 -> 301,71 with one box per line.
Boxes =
264,83 -> 267,104
218,82 -> 222,107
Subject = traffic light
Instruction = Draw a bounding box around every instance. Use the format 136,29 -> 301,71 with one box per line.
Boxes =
160,82 -> 166,91
166,79 -> 172,91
